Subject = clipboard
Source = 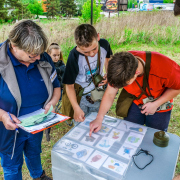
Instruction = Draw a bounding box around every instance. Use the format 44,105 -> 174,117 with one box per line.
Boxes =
17,109 -> 70,134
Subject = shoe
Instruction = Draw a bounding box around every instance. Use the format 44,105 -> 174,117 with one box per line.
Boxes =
33,170 -> 52,180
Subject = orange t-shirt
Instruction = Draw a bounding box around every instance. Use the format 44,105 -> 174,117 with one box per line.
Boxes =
124,51 -> 180,112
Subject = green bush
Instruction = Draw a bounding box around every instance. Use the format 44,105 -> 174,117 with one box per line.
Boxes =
163,0 -> 173,3
80,0 -> 102,24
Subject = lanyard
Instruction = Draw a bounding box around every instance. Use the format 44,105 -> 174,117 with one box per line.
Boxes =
85,44 -> 101,87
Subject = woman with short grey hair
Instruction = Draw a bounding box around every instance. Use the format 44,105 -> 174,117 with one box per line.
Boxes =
0,19 -> 61,180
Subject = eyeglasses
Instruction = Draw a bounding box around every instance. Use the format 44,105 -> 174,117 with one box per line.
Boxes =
86,95 -> 94,104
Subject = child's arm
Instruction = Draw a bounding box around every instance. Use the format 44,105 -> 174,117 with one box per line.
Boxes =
66,84 -> 85,122
89,84 -> 118,136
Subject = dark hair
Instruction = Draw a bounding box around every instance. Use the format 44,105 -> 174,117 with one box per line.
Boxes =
9,19 -> 48,55
107,52 -> 138,88
74,24 -> 98,47
174,0 -> 180,16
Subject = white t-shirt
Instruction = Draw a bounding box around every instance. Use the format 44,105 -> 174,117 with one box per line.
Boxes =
63,39 -> 112,93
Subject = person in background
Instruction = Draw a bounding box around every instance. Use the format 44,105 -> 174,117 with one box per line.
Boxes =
0,20 -> 60,180
47,43 -> 66,100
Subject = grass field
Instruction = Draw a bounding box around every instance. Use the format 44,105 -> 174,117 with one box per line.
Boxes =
0,11 -> 180,179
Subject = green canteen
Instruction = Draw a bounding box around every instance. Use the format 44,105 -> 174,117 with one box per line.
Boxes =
153,131 -> 169,147
94,74 -> 104,87
78,88 -> 84,97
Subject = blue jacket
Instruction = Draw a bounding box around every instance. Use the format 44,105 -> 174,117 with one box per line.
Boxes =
0,40 -> 57,154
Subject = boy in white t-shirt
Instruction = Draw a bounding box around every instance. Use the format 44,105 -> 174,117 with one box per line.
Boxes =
62,24 -> 112,123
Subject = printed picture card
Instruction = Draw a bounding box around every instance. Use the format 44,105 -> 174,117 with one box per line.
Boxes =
97,125 -> 112,136
117,143 -> 137,159
58,139 -> 80,153
103,157 -> 128,175
125,132 -> 144,147
129,124 -> 147,135
117,121 -> 135,132
102,116 -> 121,127
80,118 -> 93,128
107,129 -> 125,142
117,121 -> 147,135
73,144 -> 94,162
81,132 -> 100,146
96,137 -> 114,151
66,127 -> 86,140
85,112 -> 98,120
86,150 -> 108,169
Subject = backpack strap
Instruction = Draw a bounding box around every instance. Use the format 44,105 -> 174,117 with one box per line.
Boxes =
143,51 -> 152,96
135,51 -> 152,99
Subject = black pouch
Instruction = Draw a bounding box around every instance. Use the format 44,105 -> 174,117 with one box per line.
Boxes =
116,88 -> 136,118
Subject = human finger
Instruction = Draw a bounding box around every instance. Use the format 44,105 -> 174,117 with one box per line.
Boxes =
89,126 -> 95,136
93,126 -> 101,133
44,104 -> 52,114
141,106 -> 147,114
11,114 -> 21,124
5,121 -> 18,130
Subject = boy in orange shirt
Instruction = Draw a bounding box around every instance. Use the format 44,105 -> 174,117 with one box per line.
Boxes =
90,51 -> 180,135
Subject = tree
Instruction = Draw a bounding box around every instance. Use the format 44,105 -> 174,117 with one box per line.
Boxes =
75,0 -> 87,16
6,0 -> 31,20
0,0 -> 8,22
27,0 -> 44,18
44,0 -> 60,18
81,0 -> 102,24
60,0 -> 77,17
163,0 -> 173,3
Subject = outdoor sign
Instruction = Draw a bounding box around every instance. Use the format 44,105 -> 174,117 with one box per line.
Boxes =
101,0 -> 128,11
106,0 -> 118,10
140,3 -> 154,11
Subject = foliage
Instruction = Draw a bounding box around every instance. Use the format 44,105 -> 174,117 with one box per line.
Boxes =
60,0 -> 77,17
20,0 -> 34,3
76,3 -> 83,16
80,0 -> 102,24
163,0 -> 173,3
128,0 -> 138,8
27,0 -> 44,18
75,0 -> 87,16
0,0 -> 8,23
43,0 -> 60,18
75,0 -> 87,5
5,0 -> 32,20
